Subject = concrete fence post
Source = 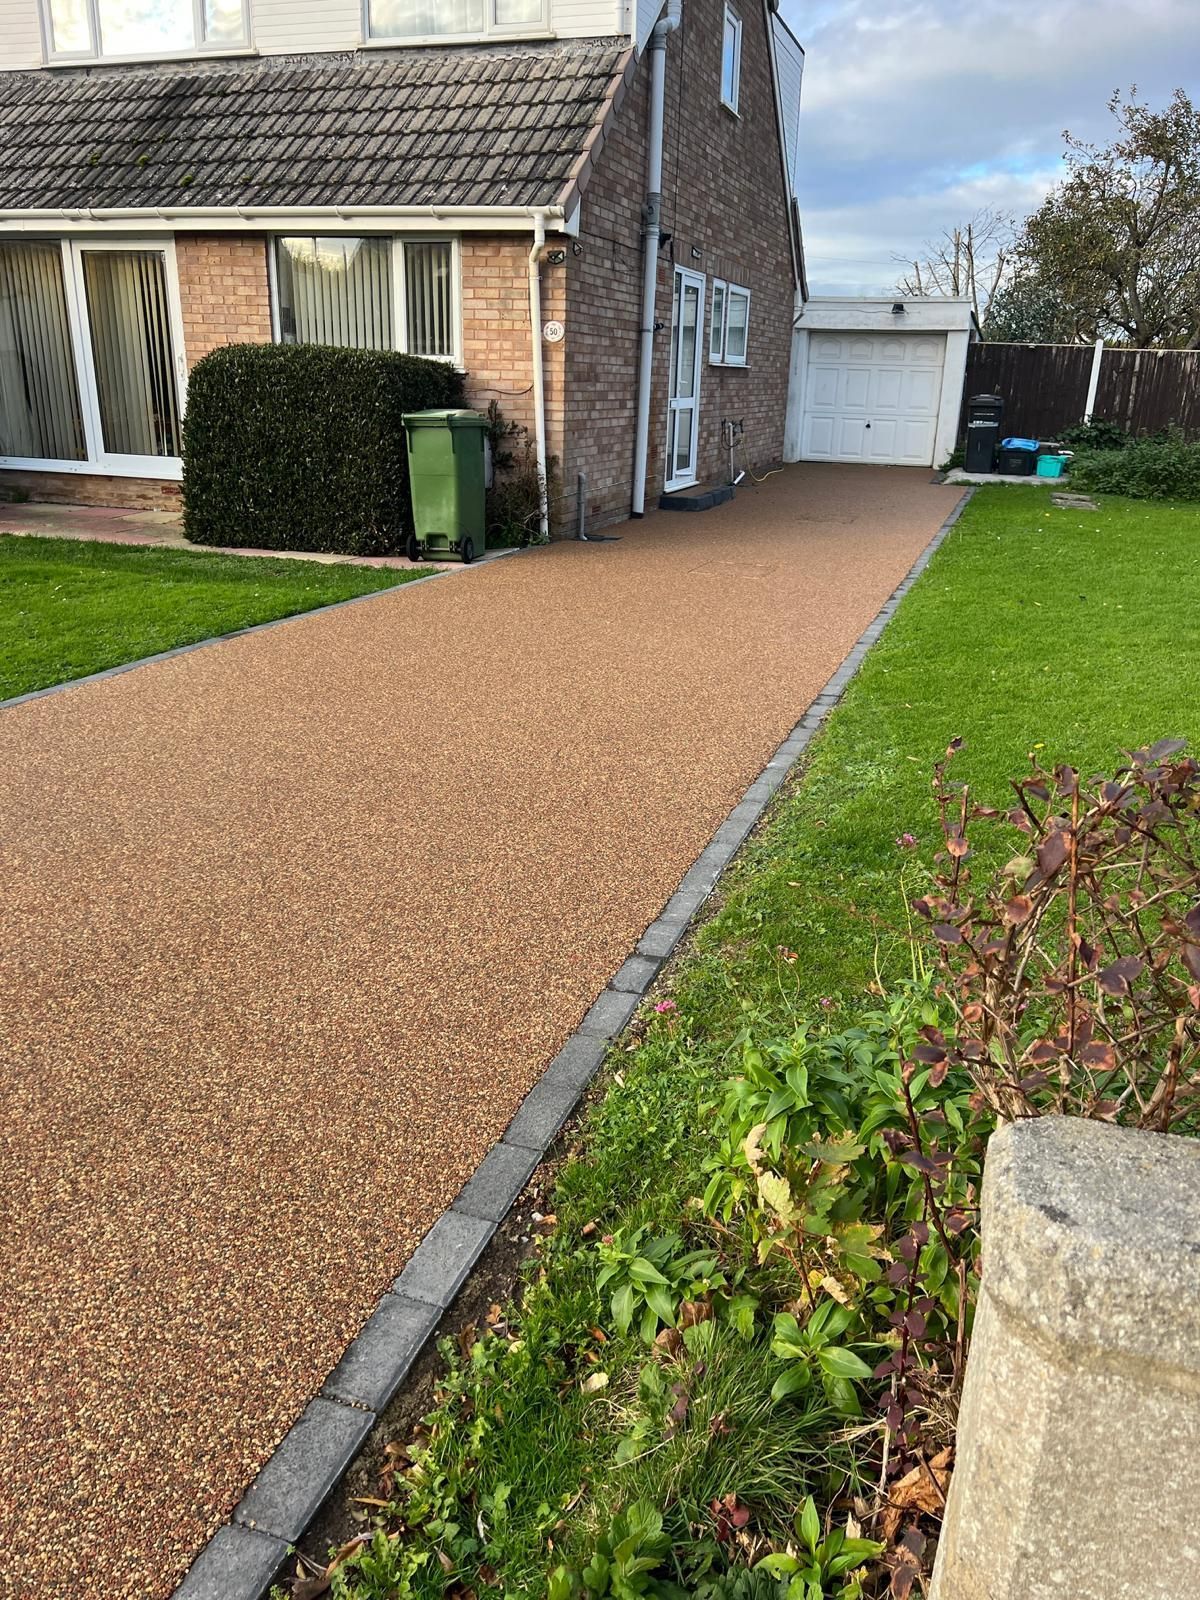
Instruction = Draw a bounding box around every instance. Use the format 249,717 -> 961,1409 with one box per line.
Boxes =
931,1115 -> 1200,1600
1083,337 -> 1105,423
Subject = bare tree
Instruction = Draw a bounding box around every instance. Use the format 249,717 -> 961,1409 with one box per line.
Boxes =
894,208 -> 1015,326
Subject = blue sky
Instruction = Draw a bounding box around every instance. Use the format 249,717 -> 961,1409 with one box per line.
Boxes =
779,0 -> 1200,296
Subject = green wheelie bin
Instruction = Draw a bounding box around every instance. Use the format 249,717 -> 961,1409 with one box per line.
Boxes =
402,409 -> 487,564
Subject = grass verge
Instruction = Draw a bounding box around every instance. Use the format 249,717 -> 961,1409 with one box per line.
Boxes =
282,488 -> 1200,1600
0,535 -> 433,700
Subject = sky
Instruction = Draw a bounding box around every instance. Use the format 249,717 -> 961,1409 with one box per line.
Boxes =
780,0 -> 1200,297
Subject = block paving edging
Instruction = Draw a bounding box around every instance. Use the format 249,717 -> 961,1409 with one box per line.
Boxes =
169,489 -> 973,1598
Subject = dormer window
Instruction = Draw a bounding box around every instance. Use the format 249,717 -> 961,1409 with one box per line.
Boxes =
366,0 -> 547,42
43,0 -> 248,60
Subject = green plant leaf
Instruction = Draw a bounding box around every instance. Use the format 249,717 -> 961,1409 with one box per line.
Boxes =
798,1494 -> 821,1554
612,1282 -> 635,1337
817,1346 -> 874,1381
771,1365 -> 813,1402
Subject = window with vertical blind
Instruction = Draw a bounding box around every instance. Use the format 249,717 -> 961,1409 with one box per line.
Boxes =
0,242 -> 87,462
272,237 -> 458,363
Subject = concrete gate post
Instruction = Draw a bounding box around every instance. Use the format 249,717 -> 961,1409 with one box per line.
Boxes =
932,1115 -> 1200,1600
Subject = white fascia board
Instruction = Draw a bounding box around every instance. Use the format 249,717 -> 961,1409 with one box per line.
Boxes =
797,296 -> 975,332
0,205 -> 567,236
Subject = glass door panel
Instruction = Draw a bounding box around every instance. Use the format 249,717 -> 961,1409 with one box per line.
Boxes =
665,267 -> 705,490
0,242 -> 87,462
80,249 -> 182,459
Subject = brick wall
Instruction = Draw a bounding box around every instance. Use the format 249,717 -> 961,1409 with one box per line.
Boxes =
460,235 -> 567,530
175,234 -> 273,368
565,0 -> 796,529
0,469 -> 181,509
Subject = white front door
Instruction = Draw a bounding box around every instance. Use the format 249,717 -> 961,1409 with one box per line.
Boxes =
664,266 -> 705,491
801,332 -> 946,467
0,238 -> 187,479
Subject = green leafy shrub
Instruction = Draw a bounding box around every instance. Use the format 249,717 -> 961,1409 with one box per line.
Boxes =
483,402 -> 557,547
182,343 -> 464,555
1069,433 -> 1200,499
1058,418 -> 1130,452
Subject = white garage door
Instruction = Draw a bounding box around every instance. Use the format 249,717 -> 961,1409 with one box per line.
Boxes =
801,332 -> 947,466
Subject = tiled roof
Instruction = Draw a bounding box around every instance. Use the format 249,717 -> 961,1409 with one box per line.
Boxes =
0,41 -> 627,212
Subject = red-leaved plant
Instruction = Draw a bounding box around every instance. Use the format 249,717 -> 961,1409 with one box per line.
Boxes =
915,738 -> 1200,1131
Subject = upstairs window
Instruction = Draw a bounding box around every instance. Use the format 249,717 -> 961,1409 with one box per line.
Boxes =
43,0 -> 248,59
366,0 -> 546,41
720,4 -> 742,114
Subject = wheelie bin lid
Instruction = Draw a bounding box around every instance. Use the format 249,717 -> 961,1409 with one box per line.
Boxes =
402,408 -> 486,428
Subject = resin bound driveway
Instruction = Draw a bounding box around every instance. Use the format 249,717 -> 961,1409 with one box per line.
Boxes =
0,465 -> 963,1599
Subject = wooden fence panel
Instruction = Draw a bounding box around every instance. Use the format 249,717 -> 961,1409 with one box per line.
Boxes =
958,344 -> 1093,441
958,343 -> 1200,443
1094,348 -> 1200,437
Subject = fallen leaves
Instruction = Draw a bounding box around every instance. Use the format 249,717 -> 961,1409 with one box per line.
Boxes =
880,1448 -> 952,1543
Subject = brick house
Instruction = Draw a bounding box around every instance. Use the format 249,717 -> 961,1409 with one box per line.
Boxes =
0,0 -> 806,534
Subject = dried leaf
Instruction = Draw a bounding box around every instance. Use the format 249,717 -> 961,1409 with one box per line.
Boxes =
580,1371 -> 609,1394
1003,894 -> 1033,925
880,1448 -> 953,1542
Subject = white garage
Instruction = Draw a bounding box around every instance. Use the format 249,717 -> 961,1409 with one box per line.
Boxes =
784,298 -> 975,471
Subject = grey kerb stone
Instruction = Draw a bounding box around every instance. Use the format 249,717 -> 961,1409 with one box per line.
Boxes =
391,1209 -> 493,1307
233,1398 -> 375,1544
609,953 -> 663,994
322,1294 -> 440,1412
503,1073 -> 585,1153
932,1116 -> 1200,1600
578,986 -> 641,1038
173,1524 -> 289,1600
453,1140 -> 541,1222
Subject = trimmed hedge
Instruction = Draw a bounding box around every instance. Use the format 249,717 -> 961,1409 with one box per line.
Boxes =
182,343 -> 465,555
1069,436 -> 1200,501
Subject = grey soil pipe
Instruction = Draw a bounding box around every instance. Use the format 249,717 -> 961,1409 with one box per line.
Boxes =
630,0 -> 683,518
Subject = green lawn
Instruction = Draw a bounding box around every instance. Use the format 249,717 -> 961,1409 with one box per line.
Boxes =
271,486 -> 1200,1600
0,535 -> 432,701
686,486 -> 1200,1036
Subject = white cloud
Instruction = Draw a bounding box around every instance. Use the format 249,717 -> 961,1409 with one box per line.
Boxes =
780,0 -> 1200,295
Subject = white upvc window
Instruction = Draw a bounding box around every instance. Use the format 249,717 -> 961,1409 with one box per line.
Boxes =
720,4 -> 742,114
709,280 -> 727,363
41,0 -> 249,61
270,236 -> 462,366
365,0 -> 548,43
709,280 -> 750,366
0,237 -> 188,478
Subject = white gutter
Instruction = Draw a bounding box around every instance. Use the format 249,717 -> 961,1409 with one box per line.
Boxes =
527,210 -> 551,542
630,0 -> 682,517
0,203 -> 568,236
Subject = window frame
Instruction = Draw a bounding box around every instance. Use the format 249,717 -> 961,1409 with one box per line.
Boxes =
723,284 -> 751,365
720,4 -> 743,115
362,0 -> 550,47
40,0 -> 252,64
708,280 -> 750,367
0,235 -> 189,480
267,234 -> 463,369
709,279 -> 727,364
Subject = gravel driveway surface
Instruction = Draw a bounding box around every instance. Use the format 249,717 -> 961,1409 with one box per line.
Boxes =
0,464 -> 963,1598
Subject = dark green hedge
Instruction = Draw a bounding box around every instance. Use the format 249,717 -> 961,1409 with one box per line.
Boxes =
182,344 -> 465,555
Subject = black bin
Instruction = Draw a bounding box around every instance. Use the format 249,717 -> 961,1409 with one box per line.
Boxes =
964,394 -> 1003,473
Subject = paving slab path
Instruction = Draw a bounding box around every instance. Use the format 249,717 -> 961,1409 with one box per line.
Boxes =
0,464 -> 963,1599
